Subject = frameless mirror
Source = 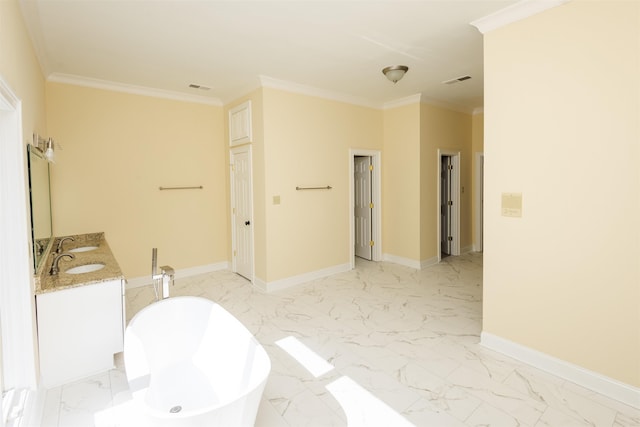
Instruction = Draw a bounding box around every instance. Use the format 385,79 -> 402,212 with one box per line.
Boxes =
27,144 -> 53,273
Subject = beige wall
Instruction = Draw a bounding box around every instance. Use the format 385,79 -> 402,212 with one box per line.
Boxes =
46,83 -> 227,279
383,103 -> 421,262
0,0 -> 47,142
483,0 -> 639,386
420,103 -> 472,260
261,88 -> 383,282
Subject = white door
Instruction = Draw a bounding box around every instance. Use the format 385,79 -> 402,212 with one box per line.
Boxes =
441,155 -> 453,256
231,147 -> 253,280
354,156 -> 372,260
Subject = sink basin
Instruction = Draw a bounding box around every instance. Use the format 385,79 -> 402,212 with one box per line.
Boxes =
65,263 -> 105,274
69,246 -> 99,253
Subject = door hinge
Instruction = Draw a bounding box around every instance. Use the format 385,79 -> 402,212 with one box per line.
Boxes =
369,202 -> 374,209
233,250 -> 237,257
233,207 -> 236,214
369,164 -> 374,171
369,240 -> 374,247
231,164 -> 235,171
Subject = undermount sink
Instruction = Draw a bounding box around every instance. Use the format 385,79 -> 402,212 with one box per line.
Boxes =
65,263 -> 105,274
69,246 -> 99,253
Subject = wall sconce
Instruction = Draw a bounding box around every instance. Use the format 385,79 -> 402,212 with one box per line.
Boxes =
382,65 -> 409,83
33,133 -> 60,163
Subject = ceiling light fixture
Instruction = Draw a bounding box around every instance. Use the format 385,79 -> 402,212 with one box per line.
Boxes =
382,65 -> 409,83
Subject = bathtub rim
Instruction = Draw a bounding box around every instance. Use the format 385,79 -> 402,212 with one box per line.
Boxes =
124,295 -> 271,420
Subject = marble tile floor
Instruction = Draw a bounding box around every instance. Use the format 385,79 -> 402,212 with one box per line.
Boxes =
41,253 -> 639,427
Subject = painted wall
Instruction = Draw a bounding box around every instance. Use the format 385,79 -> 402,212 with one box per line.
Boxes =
0,0 -> 47,389
420,103 -> 472,261
46,83 -> 227,279
483,0 -> 639,386
260,88 -> 383,282
382,103 -> 421,264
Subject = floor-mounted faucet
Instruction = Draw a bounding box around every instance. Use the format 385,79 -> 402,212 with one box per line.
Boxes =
151,248 -> 174,299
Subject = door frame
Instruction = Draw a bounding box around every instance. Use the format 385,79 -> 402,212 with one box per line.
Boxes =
475,152 -> 484,252
229,145 -> 254,282
349,149 -> 382,269
0,76 -> 38,394
437,150 -> 461,260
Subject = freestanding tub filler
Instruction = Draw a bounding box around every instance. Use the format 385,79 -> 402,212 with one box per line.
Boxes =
124,296 -> 271,426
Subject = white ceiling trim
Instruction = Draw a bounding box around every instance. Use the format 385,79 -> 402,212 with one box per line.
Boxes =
470,0 -> 571,34
47,73 -> 224,107
259,76 -> 383,110
383,94 -> 422,110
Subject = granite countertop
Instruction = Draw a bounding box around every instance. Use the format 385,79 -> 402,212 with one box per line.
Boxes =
35,232 -> 124,294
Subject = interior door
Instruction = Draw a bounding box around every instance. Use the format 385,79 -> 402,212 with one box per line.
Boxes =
441,155 -> 452,256
354,156 -> 372,260
232,147 -> 253,280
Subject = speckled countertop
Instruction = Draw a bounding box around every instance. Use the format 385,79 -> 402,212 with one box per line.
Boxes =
35,232 -> 124,294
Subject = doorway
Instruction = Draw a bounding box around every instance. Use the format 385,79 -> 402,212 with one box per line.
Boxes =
349,149 -> 381,268
230,145 -> 254,281
438,150 -> 460,260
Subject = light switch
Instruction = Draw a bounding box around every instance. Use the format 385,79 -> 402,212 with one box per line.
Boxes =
502,193 -> 522,217
273,195 -> 280,205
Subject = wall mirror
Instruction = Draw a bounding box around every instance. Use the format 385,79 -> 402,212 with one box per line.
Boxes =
27,143 -> 53,273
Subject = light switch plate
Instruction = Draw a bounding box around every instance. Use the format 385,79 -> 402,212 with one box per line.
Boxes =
502,193 -> 522,217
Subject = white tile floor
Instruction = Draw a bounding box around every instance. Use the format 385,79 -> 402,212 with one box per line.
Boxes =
41,253 -> 639,426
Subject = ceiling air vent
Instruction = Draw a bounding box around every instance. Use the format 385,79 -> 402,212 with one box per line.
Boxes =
188,83 -> 211,91
442,75 -> 472,85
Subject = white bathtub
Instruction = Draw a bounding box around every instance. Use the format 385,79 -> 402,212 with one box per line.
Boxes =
123,296 -> 271,426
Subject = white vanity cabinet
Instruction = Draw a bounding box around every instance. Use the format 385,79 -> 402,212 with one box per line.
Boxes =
36,278 -> 125,388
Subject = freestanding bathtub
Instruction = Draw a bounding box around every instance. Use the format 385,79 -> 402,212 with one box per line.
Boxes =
123,296 -> 271,426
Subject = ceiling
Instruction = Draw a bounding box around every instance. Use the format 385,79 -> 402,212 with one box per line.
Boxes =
19,0 -> 518,111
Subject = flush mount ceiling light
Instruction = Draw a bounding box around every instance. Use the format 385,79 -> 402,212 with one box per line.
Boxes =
382,65 -> 409,83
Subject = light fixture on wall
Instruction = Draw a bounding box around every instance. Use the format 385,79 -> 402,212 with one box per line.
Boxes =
33,134 -> 61,163
382,65 -> 409,83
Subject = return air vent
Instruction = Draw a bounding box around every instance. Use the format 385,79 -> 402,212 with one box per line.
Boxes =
188,83 -> 211,91
442,75 -> 472,85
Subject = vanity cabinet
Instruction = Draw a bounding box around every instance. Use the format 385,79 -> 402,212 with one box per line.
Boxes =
36,278 -> 125,388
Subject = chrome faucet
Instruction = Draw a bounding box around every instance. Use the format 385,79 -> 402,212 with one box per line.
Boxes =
151,248 -> 174,299
50,253 -> 75,275
56,236 -> 75,253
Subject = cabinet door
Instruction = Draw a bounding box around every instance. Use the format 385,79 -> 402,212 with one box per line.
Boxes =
37,280 -> 123,388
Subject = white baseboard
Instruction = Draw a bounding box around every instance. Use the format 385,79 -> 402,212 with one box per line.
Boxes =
383,253 -> 440,270
481,332 -> 640,409
254,263 -> 351,293
382,253 -> 421,269
125,261 -> 230,290
421,256 -> 439,269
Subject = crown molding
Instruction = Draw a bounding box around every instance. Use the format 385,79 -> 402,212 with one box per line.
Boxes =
470,0 -> 571,34
47,73 -> 224,106
383,94 -> 422,110
258,75 -> 382,109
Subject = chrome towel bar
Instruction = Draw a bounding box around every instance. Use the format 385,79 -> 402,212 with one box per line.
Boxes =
296,186 -> 332,190
159,186 -> 203,191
